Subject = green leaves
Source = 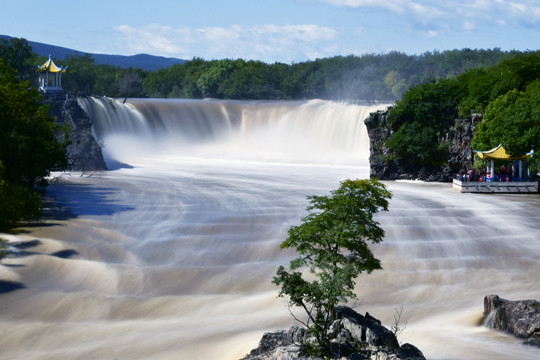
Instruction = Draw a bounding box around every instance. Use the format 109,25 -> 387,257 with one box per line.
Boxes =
472,80 -> 540,173
273,179 -> 391,355
0,59 -> 68,227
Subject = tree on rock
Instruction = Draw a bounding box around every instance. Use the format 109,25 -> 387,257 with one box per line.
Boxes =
273,178 -> 392,357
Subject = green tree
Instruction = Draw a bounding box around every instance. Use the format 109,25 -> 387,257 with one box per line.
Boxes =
273,179 -> 392,356
0,59 -> 68,227
472,80 -> 540,174
0,37 -> 35,82
116,71 -> 145,101
62,54 -> 97,96
385,78 -> 461,168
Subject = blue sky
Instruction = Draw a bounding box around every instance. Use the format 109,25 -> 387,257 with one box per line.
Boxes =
2,0 -> 539,63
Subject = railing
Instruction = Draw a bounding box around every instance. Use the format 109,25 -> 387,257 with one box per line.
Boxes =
453,179 -> 538,193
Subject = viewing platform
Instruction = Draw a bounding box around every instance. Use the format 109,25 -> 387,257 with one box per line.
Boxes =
453,179 -> 538,193
454,144 -> 538,193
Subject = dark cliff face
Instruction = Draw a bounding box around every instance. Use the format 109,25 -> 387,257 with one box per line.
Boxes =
43,94 -> 107,172
364,108 -> 480,182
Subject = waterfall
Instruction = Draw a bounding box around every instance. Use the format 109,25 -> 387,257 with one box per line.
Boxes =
78,97 -> 388,167
4,98 -> 538,360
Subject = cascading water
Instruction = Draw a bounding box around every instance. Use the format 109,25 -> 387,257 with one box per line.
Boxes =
78,97 -> 377,168
0,98 -> 538,360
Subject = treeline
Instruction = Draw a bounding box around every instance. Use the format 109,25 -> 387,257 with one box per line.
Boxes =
386,51 -> 540,174
141,49 -> 523,101
1,37 -> 528,101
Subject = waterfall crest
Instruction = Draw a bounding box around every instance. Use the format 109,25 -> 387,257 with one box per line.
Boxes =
78,97 -> 389,167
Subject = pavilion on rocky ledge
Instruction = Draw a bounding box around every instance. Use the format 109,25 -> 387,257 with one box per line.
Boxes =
37,55 -> 67,93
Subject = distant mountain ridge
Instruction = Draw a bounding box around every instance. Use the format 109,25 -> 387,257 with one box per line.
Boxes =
1,34 -> 185,71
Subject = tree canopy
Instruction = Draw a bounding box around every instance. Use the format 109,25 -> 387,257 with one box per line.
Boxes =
0,59 -> 68,227
141,49 -> 521,101
0,37 -> 36,82
273,179 -> 392,356
385,51 -> 540,173
472,80 -> 540,173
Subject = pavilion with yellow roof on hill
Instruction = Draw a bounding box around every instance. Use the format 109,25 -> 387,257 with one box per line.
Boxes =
37,55 -> 67,93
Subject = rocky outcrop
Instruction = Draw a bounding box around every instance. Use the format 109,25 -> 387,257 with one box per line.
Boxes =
364,109 -> 481,182
483,294 -> 540,347
43,93 -> 107,172
242,306 -> 425,360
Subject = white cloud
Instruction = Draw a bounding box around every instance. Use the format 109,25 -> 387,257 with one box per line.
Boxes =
115,24 -> 338,62
317,0 -> 446,18
463,20 -> 475,31
318,0 -> 540,26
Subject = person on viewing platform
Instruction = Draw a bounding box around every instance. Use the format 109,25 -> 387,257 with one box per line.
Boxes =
500,165 -> 508,181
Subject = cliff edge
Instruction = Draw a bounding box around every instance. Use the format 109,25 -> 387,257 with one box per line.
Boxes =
43,94 -> 107,172
364,108 -> 481,182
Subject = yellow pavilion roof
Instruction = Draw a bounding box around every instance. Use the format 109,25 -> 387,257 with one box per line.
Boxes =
475,144 -> 533,160
37,55 -> 66,73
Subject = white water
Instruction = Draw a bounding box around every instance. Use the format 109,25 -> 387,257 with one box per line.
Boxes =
0,98 -> 539,360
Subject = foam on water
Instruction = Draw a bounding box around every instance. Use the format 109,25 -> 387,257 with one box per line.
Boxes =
0,99 -> 539,359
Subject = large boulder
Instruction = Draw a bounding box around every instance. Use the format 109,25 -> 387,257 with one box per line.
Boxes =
483,294 -> 540,347
242,306 -> 425,360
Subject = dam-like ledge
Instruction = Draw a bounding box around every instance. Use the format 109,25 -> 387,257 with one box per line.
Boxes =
453,179 -> 539,193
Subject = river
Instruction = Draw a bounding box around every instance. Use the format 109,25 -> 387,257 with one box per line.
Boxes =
0,98 -> 538,360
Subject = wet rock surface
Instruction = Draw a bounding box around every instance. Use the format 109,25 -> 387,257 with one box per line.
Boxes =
242,306 -> 426,360
44,93 -> 107,172
484,294 -> 540,347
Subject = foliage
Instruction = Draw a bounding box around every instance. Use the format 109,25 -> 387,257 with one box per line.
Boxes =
386,51 -> 540,173
472,80 -> 540,174
272,179 -> 392,356
0,37 -> 36,82
0,59 -> 68,227
457,52 -> 540,116
386,78 -> 460,168
2,38 -> 527,101
385,121 -> 449,168
141,49 -> 522,101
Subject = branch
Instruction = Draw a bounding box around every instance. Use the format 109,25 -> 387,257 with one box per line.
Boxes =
287,302 -> 310,328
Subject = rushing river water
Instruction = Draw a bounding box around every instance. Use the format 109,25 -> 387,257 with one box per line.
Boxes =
0,98 -> 539,360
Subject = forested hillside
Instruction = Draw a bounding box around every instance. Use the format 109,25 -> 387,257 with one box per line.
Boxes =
1,37 -> 527,101
141,49 -> 522,101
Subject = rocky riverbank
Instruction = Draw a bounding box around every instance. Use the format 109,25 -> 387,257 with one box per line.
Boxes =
242,306 -> 425,360
43,93 -> 107,172
484,294 -> 540,347
364,108 -> 481,182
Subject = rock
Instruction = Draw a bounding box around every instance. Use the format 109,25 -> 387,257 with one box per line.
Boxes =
43,94 -> 107,172
243,326 -> 308,360
334,306 -> 399,351
483,294 -> 540,347
393,343 -> 426,360
242,306 -> 426,360
364,108 -> 480,182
